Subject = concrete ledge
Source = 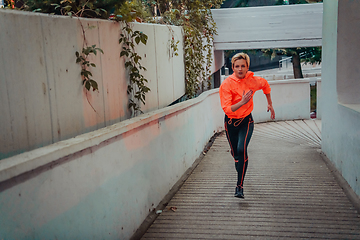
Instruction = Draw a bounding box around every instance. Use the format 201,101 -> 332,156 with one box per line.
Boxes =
0,89 -> 220,183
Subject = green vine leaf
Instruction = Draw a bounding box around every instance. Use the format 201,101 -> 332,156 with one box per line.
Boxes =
119,23 -> 150,116
120,51 -> 128,57
140,35 -> 148,45
135,36 -> 141,45
85,81 -> 91,91
76,44 -> 103,93
89,80 -> 98,91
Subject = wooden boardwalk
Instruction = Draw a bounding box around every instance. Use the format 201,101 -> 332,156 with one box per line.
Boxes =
140,120 -> 360,239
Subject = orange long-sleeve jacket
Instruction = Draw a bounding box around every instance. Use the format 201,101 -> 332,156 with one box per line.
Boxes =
219,71 -> 271,119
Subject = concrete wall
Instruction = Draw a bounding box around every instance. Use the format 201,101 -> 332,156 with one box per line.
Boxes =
0,9 -> 185,160
0,89 -> 224,240
321,1 -> 360,196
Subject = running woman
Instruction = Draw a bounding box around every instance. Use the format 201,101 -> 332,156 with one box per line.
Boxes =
219,53 -> 275,198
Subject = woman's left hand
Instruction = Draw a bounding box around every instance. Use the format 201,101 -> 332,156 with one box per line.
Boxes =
267,105 -> 275,120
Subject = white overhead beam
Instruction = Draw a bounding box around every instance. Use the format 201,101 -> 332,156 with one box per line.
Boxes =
211,3 -> 323,50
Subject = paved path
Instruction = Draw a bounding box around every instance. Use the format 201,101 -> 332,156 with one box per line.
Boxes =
140,120 -> 360,239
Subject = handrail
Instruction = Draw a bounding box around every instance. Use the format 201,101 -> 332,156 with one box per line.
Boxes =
279,52 -> 306,70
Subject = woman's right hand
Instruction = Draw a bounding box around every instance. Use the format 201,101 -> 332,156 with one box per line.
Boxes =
240,90 -> 253,105
231,90 -> 253,112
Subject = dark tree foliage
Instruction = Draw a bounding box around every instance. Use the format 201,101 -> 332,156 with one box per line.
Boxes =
14,0 -> 127,19
262,47 -> 321,79
141,0 -> 224,98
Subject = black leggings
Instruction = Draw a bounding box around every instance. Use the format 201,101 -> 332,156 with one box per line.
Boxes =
224,114 -> 254,189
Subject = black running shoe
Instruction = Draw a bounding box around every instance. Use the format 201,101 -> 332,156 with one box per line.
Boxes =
234,187 -> 244,198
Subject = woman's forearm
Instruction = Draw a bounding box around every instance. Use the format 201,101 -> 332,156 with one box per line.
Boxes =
231,101 -> 244,112
265,93 -> 272,106
265,93 -> 275,119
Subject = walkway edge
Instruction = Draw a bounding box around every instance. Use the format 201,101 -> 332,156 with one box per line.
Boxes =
130,132 -> 222,240
320,151 -> 360,214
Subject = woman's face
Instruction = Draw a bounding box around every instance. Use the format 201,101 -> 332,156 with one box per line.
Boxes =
232,59 -> 249,79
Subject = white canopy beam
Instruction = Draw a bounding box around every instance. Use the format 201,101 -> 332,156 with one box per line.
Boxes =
211,3 -> 323,50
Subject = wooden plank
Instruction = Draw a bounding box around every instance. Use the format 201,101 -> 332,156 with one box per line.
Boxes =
142,231 -> 360,239
146,224 -> 360,235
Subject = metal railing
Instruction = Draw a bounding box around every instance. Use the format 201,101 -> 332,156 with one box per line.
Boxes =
278,52 -> 306,70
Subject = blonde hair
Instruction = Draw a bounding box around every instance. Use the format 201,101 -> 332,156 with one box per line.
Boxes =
231,53 -> 250,68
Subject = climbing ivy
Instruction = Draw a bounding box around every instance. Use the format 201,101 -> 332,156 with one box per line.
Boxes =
119,23 -> 150,115
15,0 -> 123,18
75,45 -> 103,91
150,0 -> 223,98
169,30 -> 180,57
14,0 -> 151,115
112,0 -> 152,115
13,0 -> 223,110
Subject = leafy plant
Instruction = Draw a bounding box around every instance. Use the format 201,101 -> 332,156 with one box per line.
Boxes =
119,24 -> 150,115
15,0 -> 222,113
20,0 -> 125,18
262,47 -> 322,79
170,35 -> 179,57
76,45 -> 103,91
111,0 -> 152,23
153,0 -> 223,98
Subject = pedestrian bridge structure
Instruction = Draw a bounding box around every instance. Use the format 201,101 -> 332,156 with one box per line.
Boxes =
138,120 -> 360,239
212,3 -> 323,50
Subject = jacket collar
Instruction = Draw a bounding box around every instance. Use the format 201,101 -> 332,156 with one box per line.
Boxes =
229,71 -> 254,82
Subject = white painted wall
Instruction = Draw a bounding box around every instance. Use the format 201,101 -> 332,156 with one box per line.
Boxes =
0,10 -> 185,160
211,3 -> 323,50
0,89 -> 224,240
321,1 -> 360,196
253,79 -> 312,123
